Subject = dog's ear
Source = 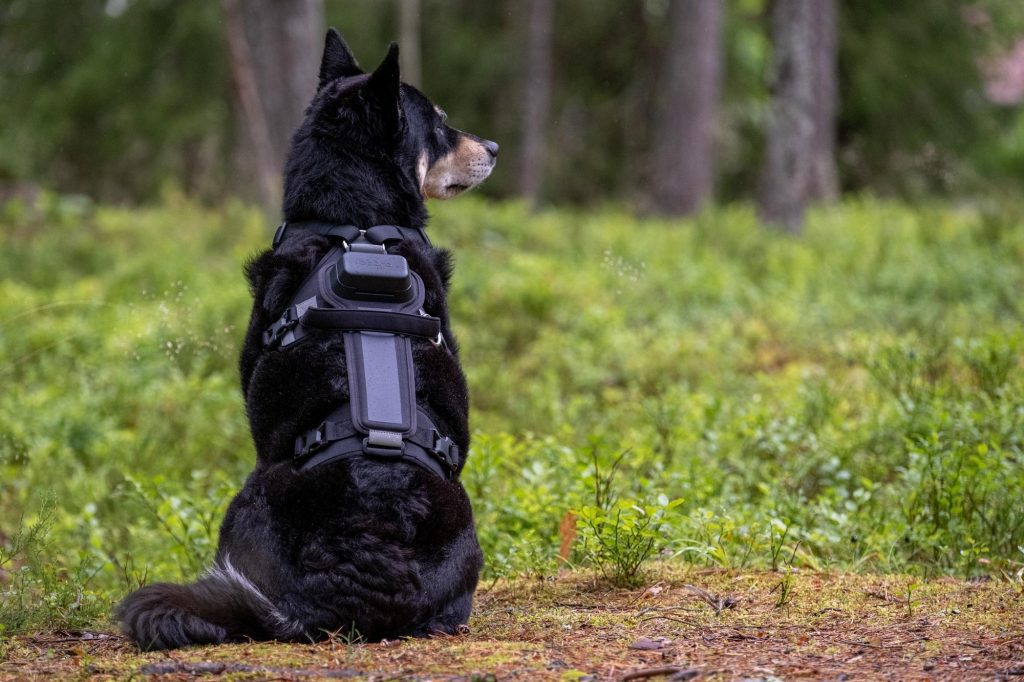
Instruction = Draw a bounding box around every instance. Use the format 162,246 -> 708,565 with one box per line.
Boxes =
319,28 -> 361,89
364,43 -> 402,130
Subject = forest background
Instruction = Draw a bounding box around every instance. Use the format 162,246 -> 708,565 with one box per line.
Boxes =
4,0 -> 1024,215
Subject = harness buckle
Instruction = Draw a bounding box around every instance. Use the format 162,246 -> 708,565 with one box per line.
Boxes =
295,423 -> 329,457
263,306 -> 300,350
432,435 -> 459,474
419,311 -> 446,349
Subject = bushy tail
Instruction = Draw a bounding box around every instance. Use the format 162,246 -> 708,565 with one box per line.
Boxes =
115,559 -> 303,650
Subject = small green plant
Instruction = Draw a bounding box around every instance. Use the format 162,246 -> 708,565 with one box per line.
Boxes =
321,622 -> 366,667
1003,562 -> 1024,599
771,540 -> 801,609
576,499 -> 680,587
905,581 -> 922,618
575,447 -> 681,586
773,567 -> 795,609
768,518 -> 792,572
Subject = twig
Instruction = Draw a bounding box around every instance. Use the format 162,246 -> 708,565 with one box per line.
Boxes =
864,589 -> 902,604
139,661 -> 360,678
638,613 -> 804,631
836,636 -> 929,650
636,606 -> 703,617
553,602 -> 609,610
836,639 -> 883,649
28,631 -> 121,645
621,666 -> 699,681
683,584 -> 737,614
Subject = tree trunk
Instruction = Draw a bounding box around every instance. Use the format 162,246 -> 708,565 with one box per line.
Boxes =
518,0 -> 554,208
221,0 -> 324,210
758,0 -> 838,233
650,0 -> 723,216
807,0 -> 839,201
399,0 -> 422,89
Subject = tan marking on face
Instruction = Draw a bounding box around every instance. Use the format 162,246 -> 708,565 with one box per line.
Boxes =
422,135 -> 496,200
417,150 -> 429,195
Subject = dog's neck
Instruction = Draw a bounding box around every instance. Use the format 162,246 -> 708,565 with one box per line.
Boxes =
281,136 -> 428,229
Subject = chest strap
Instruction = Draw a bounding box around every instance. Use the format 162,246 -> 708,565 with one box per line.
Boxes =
264,307 -> 441,350
273,221 -> 432,250
293,404 -> 458,479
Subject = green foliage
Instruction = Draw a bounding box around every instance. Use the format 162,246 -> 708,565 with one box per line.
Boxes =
1,194 -> 1023,632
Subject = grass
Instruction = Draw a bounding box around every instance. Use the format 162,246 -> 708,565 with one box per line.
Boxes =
0,190 -> 1022,667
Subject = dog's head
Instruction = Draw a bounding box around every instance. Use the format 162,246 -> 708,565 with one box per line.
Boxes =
309,29 -> 498,201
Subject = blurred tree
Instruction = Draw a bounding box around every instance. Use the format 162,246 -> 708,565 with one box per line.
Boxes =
518,0 -> 554,208
399,0 -> 422,88
221,0 -> 324,210
808,0 -> 839,200
221,0 -> 277,209
758,0 -> 837,233
649,0 -> 723,216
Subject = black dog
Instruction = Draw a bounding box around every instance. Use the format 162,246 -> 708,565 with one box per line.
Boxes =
116,30 -> 497,649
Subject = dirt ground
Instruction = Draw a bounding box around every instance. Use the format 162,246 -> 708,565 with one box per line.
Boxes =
1,568 -> 1021,681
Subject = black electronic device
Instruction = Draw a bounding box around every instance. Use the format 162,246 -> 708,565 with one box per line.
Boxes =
331,250 -> 414,302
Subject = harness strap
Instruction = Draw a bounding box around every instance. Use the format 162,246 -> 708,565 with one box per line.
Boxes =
294,406 -> 459,479
264,306 -> 441,351
273,222 -> 361,248
303,308 -> 441,339
274,221 -> 431,250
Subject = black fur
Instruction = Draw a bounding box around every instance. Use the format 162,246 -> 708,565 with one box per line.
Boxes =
116,29 -> 495,649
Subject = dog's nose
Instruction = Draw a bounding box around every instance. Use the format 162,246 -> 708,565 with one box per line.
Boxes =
483,140 -> 499,159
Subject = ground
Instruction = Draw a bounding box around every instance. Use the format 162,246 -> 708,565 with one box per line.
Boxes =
1,568 -> 1021,681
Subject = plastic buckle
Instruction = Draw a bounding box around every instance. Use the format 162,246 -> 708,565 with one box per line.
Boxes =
263,307 -> 299,349
272,222 -> 288,249
362,437 -> 405,458
432,435 -> 458,473
295,423 -> 329,457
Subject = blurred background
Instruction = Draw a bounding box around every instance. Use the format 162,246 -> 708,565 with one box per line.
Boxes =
3,0 -> 1024,223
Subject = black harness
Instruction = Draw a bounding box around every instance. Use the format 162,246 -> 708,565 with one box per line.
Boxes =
263,220 -> 459,480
